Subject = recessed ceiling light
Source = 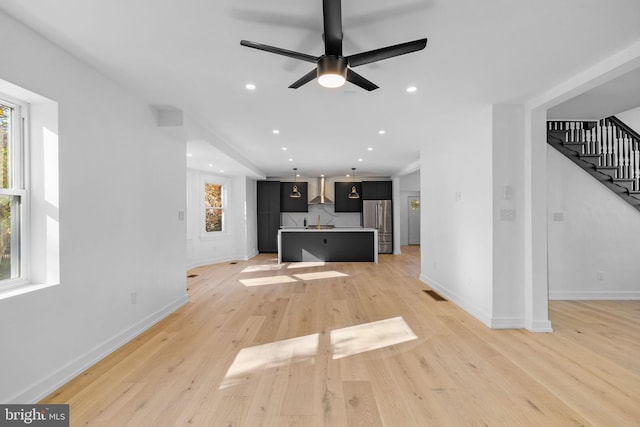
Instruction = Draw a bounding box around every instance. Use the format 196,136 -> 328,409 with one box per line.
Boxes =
320,174 -> 325,177
288,158 -> 293,162
281,147 -> 287,151
367,147 -> 374,151
208,163 -> 214,167
378,130 -> 386,135
296,173 -> 300,177
406,86 -> 417,93
220,169 -> 224,173
346,174 -> 351,177
273,129 -> 280,134
357,158 -> 363,162
186,153 -> 193,157
245,83 -> 256,90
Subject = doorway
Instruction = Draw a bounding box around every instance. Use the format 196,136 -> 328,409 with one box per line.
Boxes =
408,196 -> 420,245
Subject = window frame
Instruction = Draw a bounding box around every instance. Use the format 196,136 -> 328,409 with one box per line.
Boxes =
203,180 -> 226,235
0,93 -> 29,290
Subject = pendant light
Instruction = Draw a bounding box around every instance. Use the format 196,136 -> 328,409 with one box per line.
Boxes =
347,167 -> 360,199
290,168 -> 302,198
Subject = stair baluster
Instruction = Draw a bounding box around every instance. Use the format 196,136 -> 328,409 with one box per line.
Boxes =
548,116 -> 640,211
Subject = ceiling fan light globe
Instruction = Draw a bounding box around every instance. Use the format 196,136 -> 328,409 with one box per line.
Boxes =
318,73 -> 346,88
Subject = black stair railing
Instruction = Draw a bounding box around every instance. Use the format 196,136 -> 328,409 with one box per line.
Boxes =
547,117 -> 640,210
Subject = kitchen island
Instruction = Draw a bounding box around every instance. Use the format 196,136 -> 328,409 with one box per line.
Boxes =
278,227 -> 378,263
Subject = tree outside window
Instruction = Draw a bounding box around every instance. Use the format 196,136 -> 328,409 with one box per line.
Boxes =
205,183 -> 223,232
0,101 -> 21,281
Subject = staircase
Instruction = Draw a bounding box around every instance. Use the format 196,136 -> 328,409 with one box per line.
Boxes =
547,117 -> 640,211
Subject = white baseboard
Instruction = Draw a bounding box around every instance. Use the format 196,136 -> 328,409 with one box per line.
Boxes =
549,290 -> 640,300
419,274 -> 493,328
419,274 -> 547,331
186,250 -> 260,270
526,320 -> 554,333
490,317 -> 526,329
8,293 -> 189,404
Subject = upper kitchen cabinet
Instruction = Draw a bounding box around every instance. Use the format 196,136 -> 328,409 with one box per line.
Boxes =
280,181 -> 309,212
361,181 -> 392,200
334,182 -> 363,212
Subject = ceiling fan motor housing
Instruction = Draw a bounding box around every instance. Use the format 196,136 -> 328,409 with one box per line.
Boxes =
318,55 -> 348,78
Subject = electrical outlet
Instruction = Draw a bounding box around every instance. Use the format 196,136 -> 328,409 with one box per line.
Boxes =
455,191 -> 462,201
597,271 -> 604,281
178,210 -> 185,221
131,292 -> 137,304
433,262 -> 438,270
553,212 -> 564,222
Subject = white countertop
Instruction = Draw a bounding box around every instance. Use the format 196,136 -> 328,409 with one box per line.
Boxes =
279,227 -> 376,232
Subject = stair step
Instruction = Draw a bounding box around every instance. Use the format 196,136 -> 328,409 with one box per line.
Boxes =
629,191 -> 640,200
623,194 -> 640,205
548,130 -> 567,143
613,179 -> 635,192
595,167 -> 618,179
606,182 -> 628,194
579,154 -> 601,166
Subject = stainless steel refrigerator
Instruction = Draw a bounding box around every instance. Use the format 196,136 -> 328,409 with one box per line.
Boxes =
363,200 -> 392,254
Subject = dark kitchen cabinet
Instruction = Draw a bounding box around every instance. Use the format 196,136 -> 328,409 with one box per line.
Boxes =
280,231 -> 375,262
334,182 -> 363,212
361,181 -> 392,200
280,182 -> 308,212
257,180 -> 280,253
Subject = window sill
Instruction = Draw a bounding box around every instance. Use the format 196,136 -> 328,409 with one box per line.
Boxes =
0,281 -> 60,301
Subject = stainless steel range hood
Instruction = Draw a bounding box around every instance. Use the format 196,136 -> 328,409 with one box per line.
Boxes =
308,176 -> 333,205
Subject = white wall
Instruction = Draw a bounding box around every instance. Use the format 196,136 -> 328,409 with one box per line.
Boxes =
617,106 -> 640,131
186,171 -> 257,268
420,106 -> 495,325
0,11 -> 187,403
245,177 -> 258,260
547,147 -> 640,299
398,171 -> 420,246
491,105 -> 526,327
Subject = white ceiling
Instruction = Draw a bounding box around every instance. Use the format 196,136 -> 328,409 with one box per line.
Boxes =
2,0 -> 640,178
548,67 -> 640,120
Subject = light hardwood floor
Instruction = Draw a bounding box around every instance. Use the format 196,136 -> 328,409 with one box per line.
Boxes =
42,246 -> 640,426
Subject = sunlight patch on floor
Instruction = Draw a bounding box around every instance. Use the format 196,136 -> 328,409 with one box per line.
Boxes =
241,264 -> 284,273
287,261 -> 326,269
219,317 -> 417,389
219,333 -> 319,389
293,271 -> 349,281
330,316 -> 417,360
239,275 -> 298,287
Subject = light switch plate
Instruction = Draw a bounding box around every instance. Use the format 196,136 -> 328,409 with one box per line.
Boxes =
500,209 -> 516,221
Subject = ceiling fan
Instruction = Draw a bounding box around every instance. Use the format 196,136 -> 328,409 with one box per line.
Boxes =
240,0 -> 428,91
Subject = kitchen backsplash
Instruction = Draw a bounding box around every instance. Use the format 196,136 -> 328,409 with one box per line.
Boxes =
281,204 -> 362,227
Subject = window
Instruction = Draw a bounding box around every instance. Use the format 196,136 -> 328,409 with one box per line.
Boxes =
204,183 -> 224,232
0,98 -> 25,284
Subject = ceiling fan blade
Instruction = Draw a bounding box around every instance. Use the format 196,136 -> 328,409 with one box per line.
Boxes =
240,40 -> 318,63
322,0 -> 343,55
289,68 -> 318,89
346,38 -> 428,67
346,69 -> 379,91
